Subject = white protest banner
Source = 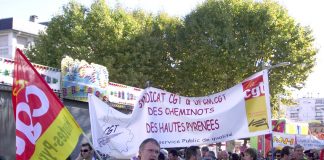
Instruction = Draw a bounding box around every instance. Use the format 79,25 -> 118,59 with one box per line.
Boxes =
107,82 -> 143,107
88,70 -> 272,159
272,132 -> 295,148
296,134 -> 324,150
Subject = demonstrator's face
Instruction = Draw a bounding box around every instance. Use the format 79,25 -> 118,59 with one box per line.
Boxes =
139,142 -> 160,160
81,146 -> 91,159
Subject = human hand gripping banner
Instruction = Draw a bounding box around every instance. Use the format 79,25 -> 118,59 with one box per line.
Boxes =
88,70 -> 272,159
12,49 -> 82,160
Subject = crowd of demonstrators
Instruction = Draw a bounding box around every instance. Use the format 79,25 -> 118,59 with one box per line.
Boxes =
133,139 -> 261,160
134,138 -> 324,160
261,144 -> 324,160
73,138 -> 323,160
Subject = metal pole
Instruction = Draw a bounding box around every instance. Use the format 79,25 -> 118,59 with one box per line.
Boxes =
271,133 -> 274,160
145,81 -> 152,88
261,64 -> 289,160
278,95 -> 282,119
262,62 -> 290,70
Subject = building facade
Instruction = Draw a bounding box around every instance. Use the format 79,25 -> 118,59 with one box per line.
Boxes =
0,17 -> 45,59
285,98 -> 324,124
315,98 -> 324,123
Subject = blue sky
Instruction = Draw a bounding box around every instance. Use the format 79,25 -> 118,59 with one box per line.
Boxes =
277,0 -> 324,98
1,0 -> 323,98
0,0 -> 204,21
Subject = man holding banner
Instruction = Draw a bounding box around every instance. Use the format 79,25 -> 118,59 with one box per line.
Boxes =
12,49 -> 83,160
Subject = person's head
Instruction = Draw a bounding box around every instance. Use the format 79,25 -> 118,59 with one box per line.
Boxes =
179,149 -> 185,158
205,151 -> 216,160
266,150 -> 273,159
185,146 -> 201,160
160,149 -> 168,159
304,149 -> 314,160
281,146 -> 293,160
312,149 -> 320,159
139,138 -> 161,160
201,146 -> 209,157
169,149 -> 179,160
231,153 -> 240,160
243,148 -> 257,160
80,143 -> 93,159
294,144 -> 304,160
274,149 -> 281,159
158,152 -> 166,160
219,151 -> 228,160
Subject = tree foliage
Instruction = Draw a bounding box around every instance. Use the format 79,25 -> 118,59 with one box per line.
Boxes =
28,0 -> 182,88
28,0 -> 317,118
172,0 -> 317,117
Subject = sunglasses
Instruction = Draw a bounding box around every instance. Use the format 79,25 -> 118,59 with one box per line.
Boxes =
81,149 -> 89,152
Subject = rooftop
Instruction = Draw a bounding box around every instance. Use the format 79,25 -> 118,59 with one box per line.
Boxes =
0,17 -> 46,35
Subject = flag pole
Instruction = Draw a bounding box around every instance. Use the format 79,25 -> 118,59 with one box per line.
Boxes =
82,132 -> 104,160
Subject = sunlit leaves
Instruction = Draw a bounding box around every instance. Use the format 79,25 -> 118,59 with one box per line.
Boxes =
27,0 -> 317,118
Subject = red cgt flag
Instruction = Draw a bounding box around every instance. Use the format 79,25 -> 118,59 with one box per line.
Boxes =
12,49 -> 82,160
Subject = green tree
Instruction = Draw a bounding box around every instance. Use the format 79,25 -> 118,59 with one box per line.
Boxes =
28,0 -> 89,66
120,12 -> 183,88
28,0 -> 182,88
169,0 -> 316,117
28,0 -> 317,118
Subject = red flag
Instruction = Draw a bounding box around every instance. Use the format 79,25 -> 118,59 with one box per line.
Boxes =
12,49 -> 82,160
